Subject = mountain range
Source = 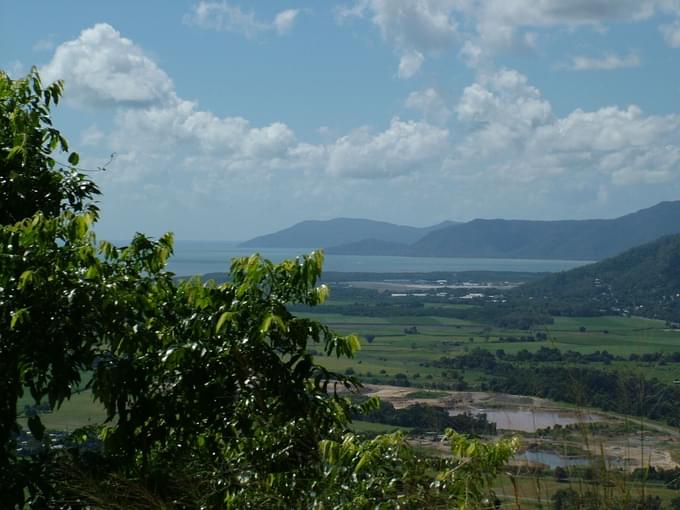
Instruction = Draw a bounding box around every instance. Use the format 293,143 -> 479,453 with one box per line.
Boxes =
240,201 -> 680,261
240,218 -> 457,248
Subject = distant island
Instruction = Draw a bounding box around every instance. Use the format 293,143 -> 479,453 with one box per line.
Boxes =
240,201 -> 680,261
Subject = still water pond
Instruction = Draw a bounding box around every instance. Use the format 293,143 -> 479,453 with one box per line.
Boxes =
515,451 -> 591,469
452,408 -> 603,433
515,450 -> 624,469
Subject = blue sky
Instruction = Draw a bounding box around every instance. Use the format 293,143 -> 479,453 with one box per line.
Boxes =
3,1 -> 680,241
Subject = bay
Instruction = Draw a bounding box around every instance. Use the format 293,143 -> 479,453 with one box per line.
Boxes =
164,241 -> 591,277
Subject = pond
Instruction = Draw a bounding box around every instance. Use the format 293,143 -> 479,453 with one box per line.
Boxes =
451,408 -> 603,433
515,450 -> 591,469
514,450 -> 625,469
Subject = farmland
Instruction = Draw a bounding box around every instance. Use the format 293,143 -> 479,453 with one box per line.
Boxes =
297,276 -> 680,506
15,271 -> 680,507
304,311 -> 680,386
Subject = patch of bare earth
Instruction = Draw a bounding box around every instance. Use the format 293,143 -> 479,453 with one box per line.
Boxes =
359,384 -> 680,470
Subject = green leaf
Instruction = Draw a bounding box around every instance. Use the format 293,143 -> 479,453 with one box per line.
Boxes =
316,284 -> 330,304
68,151 -> 80,166
10,308 -> 29,330
99,240 -> 115,258
346,334 -> 361,353
7,145 -> 23,160
466,442 -> 477,456
18,270 -> 33,289
354,451 -> 371,473
260,314 -> 273,333
216,311 -> 234,333
85,265 -> 99,279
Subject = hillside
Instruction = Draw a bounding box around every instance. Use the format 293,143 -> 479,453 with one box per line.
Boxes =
240,218 -> 456,248
511,234 -> 680,321
329,201 -> 680,260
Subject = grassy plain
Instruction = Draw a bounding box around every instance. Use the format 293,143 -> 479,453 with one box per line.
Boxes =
350,420 -> 412,435
303,311 -> 680,385
18,389 -> 106,432
304,296 -> 680,505
16,289 -> 680,506
494,474 -> 679,509
21,309 -> 680,433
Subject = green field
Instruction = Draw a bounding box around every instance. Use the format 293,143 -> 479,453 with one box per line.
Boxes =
494,474 -> 679,509
18,390 -> 107,432
351,420 -> 412,435
301,311 -> 680,388
16,299 -> 680,507
20,311 -> 680,432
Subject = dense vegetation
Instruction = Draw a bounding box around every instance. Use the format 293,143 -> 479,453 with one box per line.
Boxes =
6,67 -> 680,510
298,230 -> 680,327
0,69 -> 517,509
512,234 -> 680,322
355,400 -> 497,435
434,349 -> 680,426
290,288 -> 555,329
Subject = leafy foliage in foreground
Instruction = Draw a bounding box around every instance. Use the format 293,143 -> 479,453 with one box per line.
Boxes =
313,430 -> 516,510
0,68 -> 518,509
0,67 -> 99,224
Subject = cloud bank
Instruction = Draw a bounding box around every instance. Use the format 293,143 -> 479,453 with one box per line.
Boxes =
338,0 -> 680,76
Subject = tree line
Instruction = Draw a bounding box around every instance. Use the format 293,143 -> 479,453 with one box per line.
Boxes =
434,349 -> 680,426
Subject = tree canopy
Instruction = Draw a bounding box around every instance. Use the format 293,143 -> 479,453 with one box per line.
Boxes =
0,68 -> 516,509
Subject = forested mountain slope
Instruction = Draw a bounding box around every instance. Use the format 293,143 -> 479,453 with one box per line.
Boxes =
512,233 -> 680,320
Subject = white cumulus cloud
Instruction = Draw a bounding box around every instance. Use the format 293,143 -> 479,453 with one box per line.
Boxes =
39,23 -> 680,235
397,50 -> 424,79
450,68 -> 680,189
327,118 -> 449,178
41,23 -> 174,108
338,0 -> 680,70
338,0 -> 458,52
660,20 -> 680,47
273,9 -> 300,35
405,88 -> 451,125
470,0 -> 659,49
44,24 -> 452,186
184,2 -> 302,37
338,0 -> 458,78
566,51 -> 641,70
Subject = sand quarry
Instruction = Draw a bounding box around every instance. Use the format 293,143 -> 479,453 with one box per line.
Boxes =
360,384 -> 680,470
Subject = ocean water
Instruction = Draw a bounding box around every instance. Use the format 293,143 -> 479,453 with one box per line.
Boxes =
164,241 -> 590,277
